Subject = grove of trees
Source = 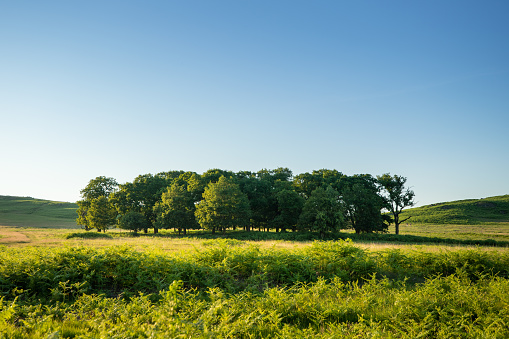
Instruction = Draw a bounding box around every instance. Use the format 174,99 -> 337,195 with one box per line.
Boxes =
76,168 -> 415,236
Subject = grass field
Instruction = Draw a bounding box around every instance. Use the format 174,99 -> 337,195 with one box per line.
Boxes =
0,195 -> 78,228
1,195 -> 508,337
399,194 -> 509,224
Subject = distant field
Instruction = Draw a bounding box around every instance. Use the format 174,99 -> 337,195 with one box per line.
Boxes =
1,194 -> 509,245
0,195 -> 78,228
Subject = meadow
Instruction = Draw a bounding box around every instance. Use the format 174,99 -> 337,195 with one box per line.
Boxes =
1,195 -> 509,338
1,224 -> 509,338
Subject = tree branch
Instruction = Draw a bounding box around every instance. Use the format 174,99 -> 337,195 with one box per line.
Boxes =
400,216 -> 411,224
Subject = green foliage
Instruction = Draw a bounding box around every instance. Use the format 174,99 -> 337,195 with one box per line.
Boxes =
87,196 -> 116,232
118,211 -> 147,234
76,176 -> 118,231
299,186 -> 344,237
341,175 -> 387,233
274,189 -> 304,232
154,183 -> 199,234
2,240 -> 507,301
0,243 -> 508,337
293,169 -> 344,198
78,176 -> 118,201
195,176 -> 251,233
64,232 -> 113,239
377,173 -> 415,234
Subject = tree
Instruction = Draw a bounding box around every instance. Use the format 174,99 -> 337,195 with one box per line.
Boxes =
87,196 -> 116,232
79,176 -> 118,200
342,183 -> 387,233
131,174 -> 168,233
274,188 -> 305,232
154,183 -> 199,235
298,186 -> 344,238
118,211 -> 147,235
293,169 -> 344,198
76,176 -> 118,230
195,176 -> 251,233
377,173 -> 415,235
236,172 -> 273,231
341,175 -> 388,234
110,174 -> 168,234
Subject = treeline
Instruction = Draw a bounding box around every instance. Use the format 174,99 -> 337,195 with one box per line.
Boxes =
76,168 -> 415,236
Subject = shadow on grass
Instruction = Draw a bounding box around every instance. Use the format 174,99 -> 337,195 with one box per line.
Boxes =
83,229 -> 509,247
65,232 -> 113,239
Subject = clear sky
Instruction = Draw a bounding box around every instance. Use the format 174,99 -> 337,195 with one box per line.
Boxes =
1,1 -> 508,206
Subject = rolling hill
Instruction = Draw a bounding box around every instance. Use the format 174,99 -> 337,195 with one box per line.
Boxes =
399,195 -> 509,224
0,195 -> 78,228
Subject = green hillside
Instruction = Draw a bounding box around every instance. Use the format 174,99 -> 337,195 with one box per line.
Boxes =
0,196 -> 79,228
399,195 -> 509,224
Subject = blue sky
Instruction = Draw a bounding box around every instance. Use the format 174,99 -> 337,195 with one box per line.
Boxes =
1,1 -> 508,206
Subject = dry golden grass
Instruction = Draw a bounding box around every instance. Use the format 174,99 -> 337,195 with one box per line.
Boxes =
2,225 -> 507,255
0,226 -> 31,245
0,226 -> 310,253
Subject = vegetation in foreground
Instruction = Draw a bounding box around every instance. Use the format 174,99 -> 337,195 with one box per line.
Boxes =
1,240 -> 508,338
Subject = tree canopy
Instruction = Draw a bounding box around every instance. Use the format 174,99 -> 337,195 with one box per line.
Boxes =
77,168 -> 415,236
377,173 -> 416,235
195,176 -> 251,233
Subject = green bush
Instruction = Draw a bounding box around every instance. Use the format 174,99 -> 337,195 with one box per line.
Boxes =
65,232 -> 113,239
1,274 -> 508,338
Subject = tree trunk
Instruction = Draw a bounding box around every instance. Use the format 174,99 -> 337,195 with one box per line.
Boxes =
154,227 -> 158,234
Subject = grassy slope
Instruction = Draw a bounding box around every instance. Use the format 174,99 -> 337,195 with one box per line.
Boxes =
399,194 -> 509,224
0,195 -> 78,228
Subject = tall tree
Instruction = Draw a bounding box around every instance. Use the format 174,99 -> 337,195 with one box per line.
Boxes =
131,174 -> 168,233
340,175 -> 388,234
154,183 -> 199,235
87,196 -> 116,232
236,172 -> 275,231
342,184 -> 386,233
377,173 -> 415,235
274,188 -> 305,232
76,176 -> 118,230
195,176 -> 251,233
298,186 -> 344,238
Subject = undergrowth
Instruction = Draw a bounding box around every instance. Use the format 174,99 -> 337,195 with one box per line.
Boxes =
0,240 -> 508,338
